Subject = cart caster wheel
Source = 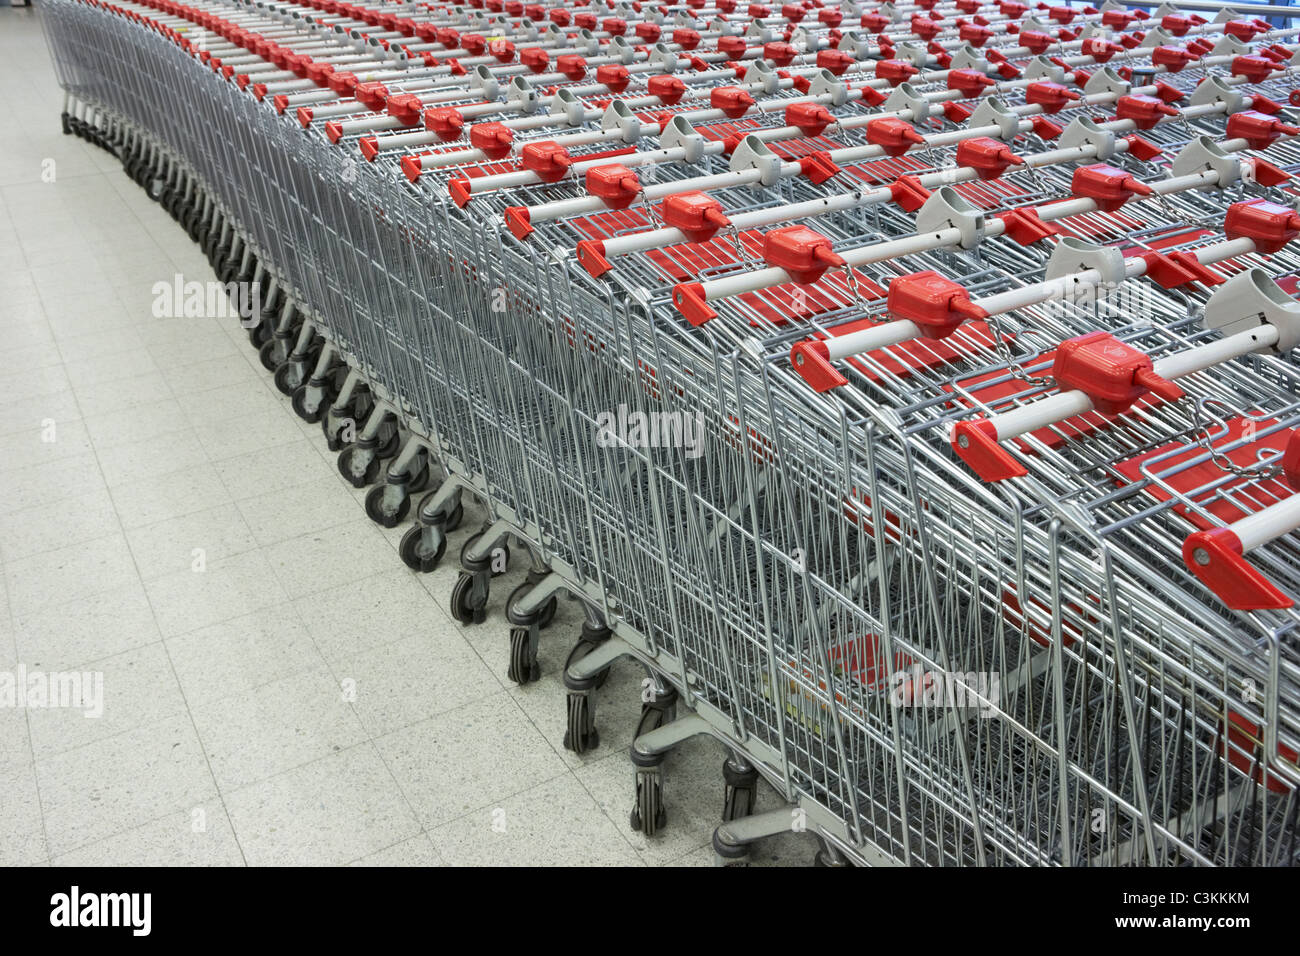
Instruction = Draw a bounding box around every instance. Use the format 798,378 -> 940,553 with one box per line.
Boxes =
721,760 -> 758,823
634,699 -> 671,739
712,829 -> 750,864
61,112 -> 72,135
564,630 -> 612,690
407,461 -> 432,494
460,533 -> 509,577
449,572 -> 488,625
418,490 -> 463,531
273,361 -> 302,396
813,845 -> 851,867
291,384 -> 324,423
322,409 -> 353,452
364,482 -> 410,528
338,444 -> 380,488
376,425 -> 400,460
304,343 -> 324,374
630,772 -> 666,836
562,693 -> 599,754
258,338 -> 283,371
247,322 -> 269,349
506,582 -> 557,630
507,627 -> 540,684
399,523 -> 446,572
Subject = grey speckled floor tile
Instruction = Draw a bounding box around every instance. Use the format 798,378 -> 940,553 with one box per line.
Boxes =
25,641 -> 187,759
50,802 -> 244,867
429,773 -> 642,867
164,605 -> 326,707
334,631 -> 502,738
0,763 -> 48,865
375,693 -> 568,830
35,711 -> 217,857
291,570 -> 454,668
191,666 -> 368,793
223,743 -> 421,866
348,832 -> 444,867
12,580 -> 161,671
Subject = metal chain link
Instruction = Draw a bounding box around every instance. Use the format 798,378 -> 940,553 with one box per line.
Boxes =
840,261 -> 862,308
1022,160 -> 1048,193
1183,395 -> 1284,480
984,313 -> 1053,387
637,187 -> 662,231
1153,188 -> 1188,229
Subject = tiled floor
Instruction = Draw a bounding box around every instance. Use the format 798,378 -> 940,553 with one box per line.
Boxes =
0,8 -> 813,866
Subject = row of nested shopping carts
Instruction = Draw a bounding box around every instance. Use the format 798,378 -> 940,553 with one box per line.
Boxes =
41,0 -> 1300,865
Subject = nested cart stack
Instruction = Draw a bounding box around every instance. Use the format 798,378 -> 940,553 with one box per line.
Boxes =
41,0 -> 1300,865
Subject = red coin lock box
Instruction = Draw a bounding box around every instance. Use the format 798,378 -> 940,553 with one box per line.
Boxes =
586,164 -> 641,209
1051,332 -> 1182,414
763,226 -> 844,285
1224,199 -> 1300,254
660,192 -> 731,242
886,271 -> 987,339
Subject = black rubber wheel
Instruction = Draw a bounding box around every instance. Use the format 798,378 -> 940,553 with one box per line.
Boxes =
563,693 -> 599,754
291,384 -> 323,423
507,627 -> 539,684
258,338 -> 281,371
248,321 -> 270,349
399,523 -> 446,572
722,783 -> 757,823
460,532 -> 510,577
376,424 -> 400,460
352,390 -> 374,424
630,774 -> 666,835
449,572 -> 487,625
274,361 -> 301,396
564,636 -> 612,690
491,542 -> 511,577
406,460 -> 432,494
634,700 -> 669,739
507,581 -> 557,630
322,408 -> 353,451
338,444 -> 381,488
364,482 -> 410,528
417,490 -> 465,533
